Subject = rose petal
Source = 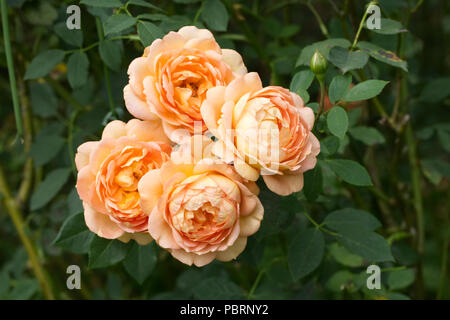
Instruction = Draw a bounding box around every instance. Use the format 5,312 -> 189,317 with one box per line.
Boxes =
216,237 -> 247,262
263,171 -> 304,196
83,202 -> 124,239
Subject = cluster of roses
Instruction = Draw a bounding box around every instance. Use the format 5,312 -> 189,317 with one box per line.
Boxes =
75,26 -> 319,267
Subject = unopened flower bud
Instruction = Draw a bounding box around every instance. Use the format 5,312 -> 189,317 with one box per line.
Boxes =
310,50 -> 328,77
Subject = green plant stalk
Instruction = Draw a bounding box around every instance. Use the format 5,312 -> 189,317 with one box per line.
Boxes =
304,0 -> 329,38
68,110 -> 80,178
16,80 -> 34,206
247,268 -> 265,299
303,211 -> 338,236
351,1 -> 378,50
247,257 -> 283,299
64,34 -> 139,55
0,164 -> 55,299
1,0 -> 23,138
316,78 -> 325,119
96,18 -> 117,119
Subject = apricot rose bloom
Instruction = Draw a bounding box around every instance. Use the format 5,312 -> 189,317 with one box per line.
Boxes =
201,72 -> 320,196
138,137 -> 263,266
124,26 -> 247,143
75,119 -> 171,245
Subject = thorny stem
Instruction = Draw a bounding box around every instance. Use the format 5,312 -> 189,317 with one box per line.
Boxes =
0,165 -> 55,299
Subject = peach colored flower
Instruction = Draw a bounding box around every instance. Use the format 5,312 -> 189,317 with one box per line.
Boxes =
138,136 -> 263,266
124,26 -> 247,143
75,119 -> 171,245
201,72 -> 320,196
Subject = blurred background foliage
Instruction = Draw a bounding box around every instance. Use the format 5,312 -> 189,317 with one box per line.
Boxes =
0,0 -> 449,300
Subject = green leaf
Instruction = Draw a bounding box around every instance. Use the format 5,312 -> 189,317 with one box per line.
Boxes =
297,88 -> 310,104
279,25 -> 300,38
349,126 -> 385,145
387,269 -> 415,290
53,212 -> 94,254
320,136 -> 340,156
201,0 -> 229,32
288,228 -> 325,281
326,159 -> 373,186
421,158 -> 450,185
338,229 -> 394,262
24,49 -> 65,79
437,125 -> 450,152
290,70 -> 314,94
24,2 -> 57,26
103,14 -> 137,36
329,74 -> 352,104
99,40 -> 123,71
8,278 -> 38,300
365,18 -> 407,35
54,22 -> 83,47
123,242 -> 157,284
357,41 -> 408,72
343,80 -> 389,102
88,237 -> 129,269
80,0 -> 123,8
0,271 -> 10,298
419,77 -> 450,103
327,106 -> 348,139
326,270 -> 357,292
306,102 -> 319,113
137,13 -> 167,21
137,21 -> 164,47
30,168 -> 71,211
303,165 -> 323,201
29,82 -> 58,118
68,187 -> 84,216
67,51 -> 89,89
324,208 -> 382,232
328,47 -> 369,73
296,38 -> 351,67
174,0 -> 201,2
387,292 -> 411,300
328,242 -> 364,267
347,108 -> 362,127
127,0 -> 164,11
193,277 -> 244,299
29,134 -> 65,166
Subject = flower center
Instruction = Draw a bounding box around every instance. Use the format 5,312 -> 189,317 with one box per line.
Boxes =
168,174 -> 239,241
